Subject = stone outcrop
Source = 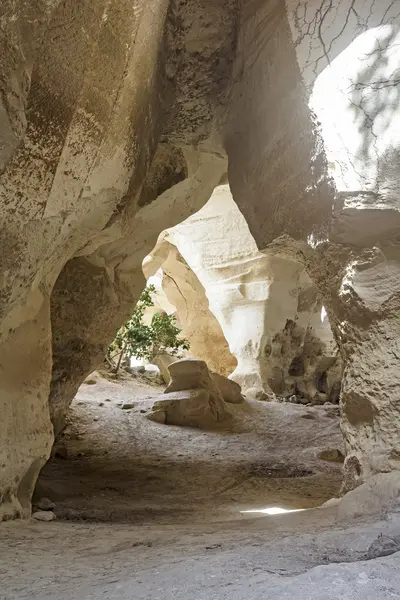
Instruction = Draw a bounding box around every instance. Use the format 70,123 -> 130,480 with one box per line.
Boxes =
151,185 -> 341,403
1,0 -> 400,517
146,359 -> 233,428
337,472 -> 400,522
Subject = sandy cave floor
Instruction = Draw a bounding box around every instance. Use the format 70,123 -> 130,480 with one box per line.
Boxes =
39,372 -> 344,522
1,374 -> 400,599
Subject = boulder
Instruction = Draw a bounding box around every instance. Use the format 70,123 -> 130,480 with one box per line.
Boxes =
34,497 -> 56,511
152,354 -> 177,384
337,473 -> 400,522
367,536 -> 400,560
166,359 -> 222,396
211,372 -> 244,404
146,389 -> 230,429
32,511 -> 56,522
165,358 -> 244,403
145,359 -> 233,428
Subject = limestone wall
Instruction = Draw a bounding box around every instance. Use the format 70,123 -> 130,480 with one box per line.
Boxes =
143,241 -> 237,377
0,0 -> 233,518
226,0 -> 400,490
153,185 -> 341,402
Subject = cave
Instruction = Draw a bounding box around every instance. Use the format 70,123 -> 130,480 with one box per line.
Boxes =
1,0 -> 400,598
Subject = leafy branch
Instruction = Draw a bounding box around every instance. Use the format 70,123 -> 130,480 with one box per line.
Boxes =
108,285 -> 189,374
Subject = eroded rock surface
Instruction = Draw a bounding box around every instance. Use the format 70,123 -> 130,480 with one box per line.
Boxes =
0,0 -> 233,517
337,472 -> 400,522
152,185 -> 341,403
286,1 -> 400,490
226,0 -> 400,489
143,240 -> 237,377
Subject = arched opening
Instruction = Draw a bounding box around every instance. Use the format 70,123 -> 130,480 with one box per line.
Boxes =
36,184 -> 343,526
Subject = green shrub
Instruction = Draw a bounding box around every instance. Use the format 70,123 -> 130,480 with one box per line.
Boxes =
108,284 -> 189,373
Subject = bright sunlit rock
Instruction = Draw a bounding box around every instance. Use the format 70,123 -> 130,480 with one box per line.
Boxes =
310,25 -> 400,195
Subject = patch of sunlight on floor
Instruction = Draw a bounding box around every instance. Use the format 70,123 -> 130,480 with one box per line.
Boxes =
240,507 -> 307,515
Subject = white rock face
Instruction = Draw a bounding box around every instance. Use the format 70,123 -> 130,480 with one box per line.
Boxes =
153,186 -> 341,402
143,241 -> 237,377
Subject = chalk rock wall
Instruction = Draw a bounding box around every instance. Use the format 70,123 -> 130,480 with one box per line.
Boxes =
143,240 -> 237,377
153,185 -> 341,402
287,0 -> 400,491
227,0 -> 400,490
0,0 -> 235,517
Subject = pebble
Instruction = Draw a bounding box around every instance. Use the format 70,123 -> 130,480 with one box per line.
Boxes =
121,403 -> 135,410
367,535 -> 400,559
99,402 -> 104,407
32,511 -> 56,522
289,395 -> 301,404
35,497 -> 55,511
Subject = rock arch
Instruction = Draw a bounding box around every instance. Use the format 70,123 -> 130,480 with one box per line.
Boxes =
1,0 -> 400,517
